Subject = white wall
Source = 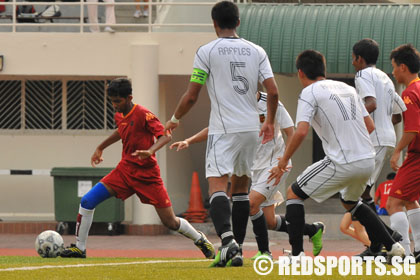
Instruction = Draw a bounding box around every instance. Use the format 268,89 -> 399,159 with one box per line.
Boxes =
0,32 -> 328,223
0,32 -> 216,223
0,135 -> 122,221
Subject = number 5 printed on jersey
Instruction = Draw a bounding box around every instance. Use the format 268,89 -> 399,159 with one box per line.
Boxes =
230,62 -> 249,95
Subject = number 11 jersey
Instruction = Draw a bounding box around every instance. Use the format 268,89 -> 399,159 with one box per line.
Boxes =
193,37 -> 274,135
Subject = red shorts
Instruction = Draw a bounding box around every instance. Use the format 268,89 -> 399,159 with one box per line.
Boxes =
101,162 -> 172,208
389,153 -> 420,202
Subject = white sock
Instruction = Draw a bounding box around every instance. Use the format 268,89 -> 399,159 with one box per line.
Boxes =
407,208 -> 420,252
177,218 -> 201,242
75,206 -> 95,251
390,211 -> 411,255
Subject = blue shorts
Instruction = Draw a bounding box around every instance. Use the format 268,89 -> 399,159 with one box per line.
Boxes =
376,206 -> 388,216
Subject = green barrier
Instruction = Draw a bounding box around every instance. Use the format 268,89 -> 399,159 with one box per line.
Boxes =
51,167 -> 124,224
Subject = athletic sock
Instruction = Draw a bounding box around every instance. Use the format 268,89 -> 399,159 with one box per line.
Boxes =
209,192 -> 233,246
352,202 -> 394,251
407,208 -> 420,252
304,223 -> 318,238
274,215 -> 315,237
390,212 -> 411,254
362,197 -> 395,248
232,193 -> 250,245
75,206 -> 94,251
362,198 -> 385,250
286,200 -> 305,256
274,215 -> 288,232
362,198 -> 377,213
177,217 -> 201,242
251,210 -> 269,253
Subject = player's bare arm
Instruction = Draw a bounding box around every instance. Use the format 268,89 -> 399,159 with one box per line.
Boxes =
91,129 -> 121,167
260,77 -> 279,144
364,96 -> 377,113
165,82 -> 203,133
132,134 -> 172,160
275,126 -> 295,171
364,115 -> 375,134
268,122 -> 309,185
170,127 -> 209,151
282,126 -> 295,149
390,131 -> 417,171
392,113 -> 402,125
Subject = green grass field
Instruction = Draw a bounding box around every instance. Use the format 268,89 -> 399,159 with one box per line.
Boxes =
0,256 -> 419,280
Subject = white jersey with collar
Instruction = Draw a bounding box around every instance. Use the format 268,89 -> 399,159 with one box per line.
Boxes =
296,79 -> 375,164
193,37 -> 274,135
355,66 -> 407,147
252,92 -> 294,170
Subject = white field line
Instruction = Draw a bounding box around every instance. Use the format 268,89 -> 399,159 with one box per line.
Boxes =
0,259 -> 209,272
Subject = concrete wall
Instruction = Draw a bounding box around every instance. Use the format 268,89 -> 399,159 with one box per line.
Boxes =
0,32 -> 216,223
0,32 -> 402,224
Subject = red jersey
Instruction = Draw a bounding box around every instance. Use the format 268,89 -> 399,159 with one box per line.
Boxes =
402,78 -> 420,153
115,104 -> 164,168
375,180 -> 392,209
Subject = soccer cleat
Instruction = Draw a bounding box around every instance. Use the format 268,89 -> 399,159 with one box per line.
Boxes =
194,231 -> 215,259
209,251 -> 222,267
60,244 -> 86,258
356,246 -> 387,262
310,222 -> 325,256
251,251 -> 262,260
257,251 -> 273,260
386,242 -> 405,263
143,10 -> 149,17
230,246 -> 243,267
355,246 -> 381,258
283,251 -> 305,264
209,239 -> 240,267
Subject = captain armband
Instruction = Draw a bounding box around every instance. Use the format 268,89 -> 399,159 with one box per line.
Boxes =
190,68 -> 208,85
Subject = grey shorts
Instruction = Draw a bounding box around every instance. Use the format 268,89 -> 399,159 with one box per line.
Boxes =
206,131 -> 258,178
292,157 -> 375,203
251,166 -> 289,207
367,146 -> 393,186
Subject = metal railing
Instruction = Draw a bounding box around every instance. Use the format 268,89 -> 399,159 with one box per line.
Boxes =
0,0 -> 249,32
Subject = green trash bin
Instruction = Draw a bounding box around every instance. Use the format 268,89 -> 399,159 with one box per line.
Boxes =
51,167 -> 124,234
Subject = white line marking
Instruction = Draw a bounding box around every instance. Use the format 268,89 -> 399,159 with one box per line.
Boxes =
32,169 -> 51,176
0,259 -> 209,272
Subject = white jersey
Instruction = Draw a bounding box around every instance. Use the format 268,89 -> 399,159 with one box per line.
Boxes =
296,79 -> 375,164
193,37 -> 274,135
253,92 -> 294,170
355,67 -> 407,147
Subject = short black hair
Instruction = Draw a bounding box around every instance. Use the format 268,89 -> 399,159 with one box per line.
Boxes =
211,1 -> 239,29
107,78 -> 132,98
386,172 -> 396,180
296,50 -> 326,80
390,44 -> 420,74
352,38 -> 379,65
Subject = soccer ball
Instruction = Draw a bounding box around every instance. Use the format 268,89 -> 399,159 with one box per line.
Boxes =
35,230 -> 64,258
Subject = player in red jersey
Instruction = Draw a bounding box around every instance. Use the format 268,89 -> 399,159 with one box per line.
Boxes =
387,44 -> 420,261
61,78 -> 214,259
375,173 -> 395,215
